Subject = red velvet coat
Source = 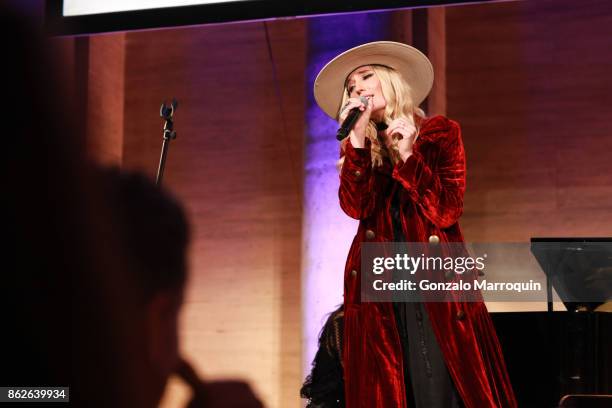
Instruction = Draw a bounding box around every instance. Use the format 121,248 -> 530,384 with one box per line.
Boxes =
339,115 -> 517,408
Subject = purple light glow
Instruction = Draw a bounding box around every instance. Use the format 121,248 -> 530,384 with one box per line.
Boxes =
302,11 -> 395,377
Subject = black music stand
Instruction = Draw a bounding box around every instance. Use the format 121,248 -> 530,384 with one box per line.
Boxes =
530,238 -> 612,313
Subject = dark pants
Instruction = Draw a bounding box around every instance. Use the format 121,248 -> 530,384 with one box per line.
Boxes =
393,301 -> 463,408
389,187 -> 463,407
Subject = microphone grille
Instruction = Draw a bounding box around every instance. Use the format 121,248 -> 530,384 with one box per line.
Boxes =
359,96 -> 369,107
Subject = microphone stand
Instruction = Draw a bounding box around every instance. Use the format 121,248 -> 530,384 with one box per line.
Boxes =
156,98 -> 178,186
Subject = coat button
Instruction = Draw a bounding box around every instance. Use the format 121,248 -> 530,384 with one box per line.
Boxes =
354,170 -> 362,178
365,229 -> 375,240
351,269 -> 357,277
428,234 -> 440,245
456,310 -> 466,321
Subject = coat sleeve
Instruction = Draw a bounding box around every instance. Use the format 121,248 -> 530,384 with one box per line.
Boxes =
391,120 -> 466,229
338,138 -> 376,220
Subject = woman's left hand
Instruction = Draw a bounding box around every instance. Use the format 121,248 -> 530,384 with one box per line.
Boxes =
383,118 -> 417,162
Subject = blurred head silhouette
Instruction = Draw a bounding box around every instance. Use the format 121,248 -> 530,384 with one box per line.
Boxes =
99,168 -> 190,403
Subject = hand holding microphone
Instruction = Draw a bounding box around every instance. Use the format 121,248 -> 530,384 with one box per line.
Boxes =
336,96 -> 372,147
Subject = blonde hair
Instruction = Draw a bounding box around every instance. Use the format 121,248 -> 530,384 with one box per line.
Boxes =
338,65 -> 426,168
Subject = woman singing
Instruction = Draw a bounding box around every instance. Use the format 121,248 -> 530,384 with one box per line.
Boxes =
311,41 -> 517,408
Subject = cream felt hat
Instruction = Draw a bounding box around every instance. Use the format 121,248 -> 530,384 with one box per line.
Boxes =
313,41 -> 434,119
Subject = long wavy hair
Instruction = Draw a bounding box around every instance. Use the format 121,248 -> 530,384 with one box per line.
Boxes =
338,65 -> 426,168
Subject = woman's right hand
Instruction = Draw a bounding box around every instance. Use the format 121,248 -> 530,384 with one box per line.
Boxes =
338,96 -> 373,148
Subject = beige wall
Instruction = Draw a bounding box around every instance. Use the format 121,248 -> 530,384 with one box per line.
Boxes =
122,21 -> 305,407
446,0 -> 612,242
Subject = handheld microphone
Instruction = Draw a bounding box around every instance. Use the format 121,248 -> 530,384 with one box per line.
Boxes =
336,96 -> 369,141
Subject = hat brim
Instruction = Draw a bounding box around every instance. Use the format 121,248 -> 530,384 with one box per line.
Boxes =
313,41 -> 434,119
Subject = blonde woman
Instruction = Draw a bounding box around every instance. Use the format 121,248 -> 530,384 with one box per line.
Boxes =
313,42 -> 517,408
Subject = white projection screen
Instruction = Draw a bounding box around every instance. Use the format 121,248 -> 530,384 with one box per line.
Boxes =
63,0 -> 251,16
50,0 -> 470,35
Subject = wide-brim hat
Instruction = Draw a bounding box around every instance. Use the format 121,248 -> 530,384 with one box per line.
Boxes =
313,41 -> 434,119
